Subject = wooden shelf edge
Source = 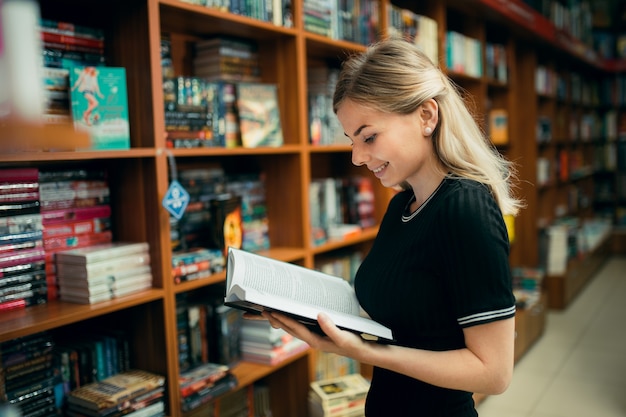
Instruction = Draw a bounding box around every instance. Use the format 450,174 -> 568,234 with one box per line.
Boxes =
0,288 -> 165,343
230,348 -> 311,388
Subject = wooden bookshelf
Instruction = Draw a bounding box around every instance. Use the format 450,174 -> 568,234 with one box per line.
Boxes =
1,0 -> 622,416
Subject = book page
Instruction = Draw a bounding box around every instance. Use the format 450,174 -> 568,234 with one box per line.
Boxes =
227,248 -> 360,316
225,248 -> 393,340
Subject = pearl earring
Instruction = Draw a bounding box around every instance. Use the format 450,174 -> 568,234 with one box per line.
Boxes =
425,127 -> 432,135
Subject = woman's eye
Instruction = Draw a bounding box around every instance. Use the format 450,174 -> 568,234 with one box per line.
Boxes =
364,134 -> 376,143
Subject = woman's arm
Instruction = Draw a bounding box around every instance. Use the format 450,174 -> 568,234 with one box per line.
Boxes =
263,311 -> 514,395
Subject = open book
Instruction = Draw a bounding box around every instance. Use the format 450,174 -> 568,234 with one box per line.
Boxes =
224,247 -> 394,341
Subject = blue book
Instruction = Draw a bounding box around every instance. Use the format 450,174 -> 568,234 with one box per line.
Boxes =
69,66 -> 130,150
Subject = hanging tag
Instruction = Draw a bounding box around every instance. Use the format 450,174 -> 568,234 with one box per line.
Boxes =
162,179 -> 189,220
162,151 -> 189,220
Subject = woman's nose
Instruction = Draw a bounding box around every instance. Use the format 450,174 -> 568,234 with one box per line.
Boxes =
351,143 -> 369,167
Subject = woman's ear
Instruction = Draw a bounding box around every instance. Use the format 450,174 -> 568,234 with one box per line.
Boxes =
420,99 -> 439,127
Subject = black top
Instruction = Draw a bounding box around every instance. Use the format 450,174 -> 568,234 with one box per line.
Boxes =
355,177 -> 516,416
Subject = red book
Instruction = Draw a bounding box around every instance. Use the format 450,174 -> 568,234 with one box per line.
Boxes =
41,31 -> 105,50
0,168 -> 39,182
42,205 -> 112,225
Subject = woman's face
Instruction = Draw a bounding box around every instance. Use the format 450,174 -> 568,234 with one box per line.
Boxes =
336,99 -> 435,190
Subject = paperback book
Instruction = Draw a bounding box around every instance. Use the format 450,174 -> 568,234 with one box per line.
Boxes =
69,66 -> 130,150
236,83 -> 283,148
224,247 -> 394,341
65,369 -> 165,412
308,373 -> 369,417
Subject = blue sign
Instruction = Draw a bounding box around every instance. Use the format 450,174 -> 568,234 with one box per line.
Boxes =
162,180 -> 190,220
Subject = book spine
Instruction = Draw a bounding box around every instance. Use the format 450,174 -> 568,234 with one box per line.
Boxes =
41,31 -> 105,49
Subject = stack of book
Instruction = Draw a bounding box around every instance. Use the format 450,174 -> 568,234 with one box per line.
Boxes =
0,332 -> 59,416
0,167 -> 47,311
65,369 -> 165,417
55,242 -> 152,304
39,19 -> 106,125
179,363 -> 238,412
39,168 -> 113,299
239,319 -> 309,366
171,248 -> 225,284
193,36 -> 261,82
308,374 -> 370,417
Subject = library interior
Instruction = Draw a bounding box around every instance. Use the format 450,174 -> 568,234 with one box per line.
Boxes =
0,0 -> 625,416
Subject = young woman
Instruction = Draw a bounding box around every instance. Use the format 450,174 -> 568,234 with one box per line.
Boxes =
263,37 -> 523,416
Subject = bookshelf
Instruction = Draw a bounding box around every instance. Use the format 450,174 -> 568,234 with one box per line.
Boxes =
0,0 -> 622,415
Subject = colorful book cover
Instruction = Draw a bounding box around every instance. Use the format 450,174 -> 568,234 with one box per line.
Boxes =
69,66 -> 130,150
236,82 -> 283,148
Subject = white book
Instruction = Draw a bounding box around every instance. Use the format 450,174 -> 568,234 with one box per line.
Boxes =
55,242 -> 149,265
56,252 -> 151,279
59,272 -> 152,298
224,247 -> 393,341
58,265 -> 152,288
58,265 -> 151,287
308,373 -> 369,417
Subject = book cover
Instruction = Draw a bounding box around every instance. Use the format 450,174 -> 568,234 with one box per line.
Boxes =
179,362 -> 229,397
210,195 -> 243,255
236,83 -> 283,148
308,373 -> 369,417
69,66 -> 130,150
309,373 -> 369,406
488,109 -> 508,145
66,369 -> 165,411
180,372 -> 238,412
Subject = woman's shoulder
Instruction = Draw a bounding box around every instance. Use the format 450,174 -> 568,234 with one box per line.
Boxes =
443,176 -> 488,192
437,177 -> 500,218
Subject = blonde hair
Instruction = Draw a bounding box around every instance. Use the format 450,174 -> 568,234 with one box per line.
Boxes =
333,38 -> 523,216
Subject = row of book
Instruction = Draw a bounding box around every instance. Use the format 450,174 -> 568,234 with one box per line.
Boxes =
0,166 -> 159,309
302,0 -> 379,45
0,168 -> 47,310
176,287 -> 243,372
176,281 -> 311,370
307,66 -> 348,146
0,329 -> 134,416
536,111 -> 622,145
535,65 -> 607,106
180,0 -> 293,28
1,167 -> 113,309
309,176 -> 376,246
170,168 -> 270,259
39,19 -> 131,150
387,4 -> 438,65
539,217 -> 613,276
164,77 -> 283,149
445,30 -> 483,78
